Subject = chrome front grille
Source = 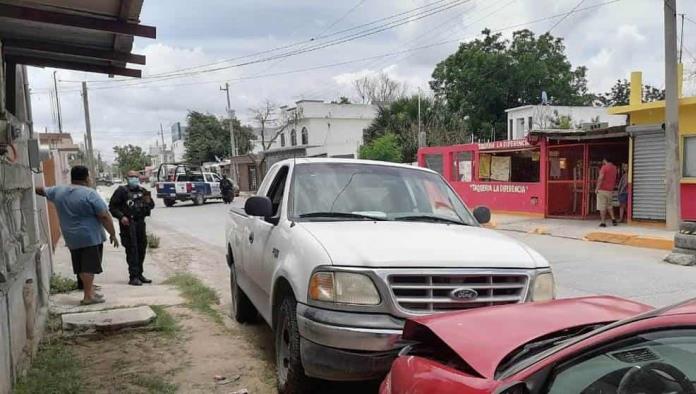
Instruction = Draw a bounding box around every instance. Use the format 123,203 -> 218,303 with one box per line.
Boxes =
386,272 -> 529,313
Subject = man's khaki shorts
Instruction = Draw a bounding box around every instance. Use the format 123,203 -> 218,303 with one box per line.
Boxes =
596,190 -> 613,211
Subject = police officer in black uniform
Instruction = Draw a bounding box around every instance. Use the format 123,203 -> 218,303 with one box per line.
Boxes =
109,170 -> 155,286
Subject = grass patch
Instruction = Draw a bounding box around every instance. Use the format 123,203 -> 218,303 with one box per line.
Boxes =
164,273 -> 222,324
128,373 -> 178,393
50,274 -> 78,294
150,306 -> 180,336
147,233 -> 161,249
14,341 -> 83,394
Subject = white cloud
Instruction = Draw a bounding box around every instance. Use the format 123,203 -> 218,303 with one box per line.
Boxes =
25,0 -> 696,162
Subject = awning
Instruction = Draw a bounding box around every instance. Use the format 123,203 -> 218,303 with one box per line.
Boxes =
0,0 -> 156,77
529,125 -> 627,141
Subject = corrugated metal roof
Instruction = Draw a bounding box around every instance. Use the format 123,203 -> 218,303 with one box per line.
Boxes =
0,0 -> 155,77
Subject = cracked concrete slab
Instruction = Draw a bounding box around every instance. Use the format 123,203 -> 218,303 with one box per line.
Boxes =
62,306 -> 156,331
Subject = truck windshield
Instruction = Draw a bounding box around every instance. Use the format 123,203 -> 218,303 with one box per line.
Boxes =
289,163 -> 477,225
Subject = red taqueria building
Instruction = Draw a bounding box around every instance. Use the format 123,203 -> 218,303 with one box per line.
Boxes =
417,126 -> 644,220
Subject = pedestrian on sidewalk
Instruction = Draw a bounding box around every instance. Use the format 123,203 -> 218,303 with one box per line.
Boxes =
109,170 -> 155,286
596,157 -> 618,227
618,163 -> 629,223
35,165 -> 119,305
220,174 -> 234,204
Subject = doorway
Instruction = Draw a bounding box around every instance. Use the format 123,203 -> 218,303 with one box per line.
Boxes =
546,138 -> 629,219
547,145 -> 585,217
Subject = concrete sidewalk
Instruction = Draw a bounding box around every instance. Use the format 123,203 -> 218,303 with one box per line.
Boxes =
489,213 -> 675,250
50,241 -> 183,316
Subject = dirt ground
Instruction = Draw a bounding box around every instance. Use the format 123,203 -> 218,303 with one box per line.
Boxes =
70,305 -> 276,394
52,221 -> 380,394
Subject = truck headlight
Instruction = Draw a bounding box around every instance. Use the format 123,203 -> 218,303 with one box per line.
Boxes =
531,272 -> 555,302
309,272 -> 381,305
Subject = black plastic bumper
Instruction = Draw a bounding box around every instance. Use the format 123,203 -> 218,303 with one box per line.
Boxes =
300,338 -> 400,381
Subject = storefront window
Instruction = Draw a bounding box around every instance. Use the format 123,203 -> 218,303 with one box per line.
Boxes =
479,149 -> 540,182
424,154 -> 444,176
685,136 -> 696,178
451,151 -> 473,182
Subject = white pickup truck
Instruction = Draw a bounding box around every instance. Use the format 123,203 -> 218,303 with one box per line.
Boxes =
225,158 -> 554,393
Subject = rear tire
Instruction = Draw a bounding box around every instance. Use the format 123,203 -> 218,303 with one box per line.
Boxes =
193,194 -> 204,206
275,295 -> 314,394
230,262 -> 257,323
164,199 -> 176,207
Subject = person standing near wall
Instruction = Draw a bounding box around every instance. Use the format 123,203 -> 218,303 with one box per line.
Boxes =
596,157 -> 619,228
109,170 -> 155,286
35,165 -> 119,304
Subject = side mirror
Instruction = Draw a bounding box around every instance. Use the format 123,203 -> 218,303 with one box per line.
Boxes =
473,206 -> 491,224
495,382 -> 530,394
245,196 -> 272,217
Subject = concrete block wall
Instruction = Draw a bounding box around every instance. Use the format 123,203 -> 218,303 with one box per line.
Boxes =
1,53 -> 52,394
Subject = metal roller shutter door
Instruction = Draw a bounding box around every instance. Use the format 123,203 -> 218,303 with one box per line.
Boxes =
632,130 -> 666,220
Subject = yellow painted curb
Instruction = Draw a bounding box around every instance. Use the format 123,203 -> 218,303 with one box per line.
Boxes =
529,227 -> 549,235
585,232 -> 674,250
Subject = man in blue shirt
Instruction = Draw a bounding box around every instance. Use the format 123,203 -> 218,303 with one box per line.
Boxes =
36,165 -> 119,304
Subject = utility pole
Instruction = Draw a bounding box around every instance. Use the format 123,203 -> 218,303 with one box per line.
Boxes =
417,89 -> 425,148
220,83 -> 239,182
53,71 -> 63,132
159,123 -> 167,163
664,0 -> 681,230
679,13 -> 685,63
81,81 -> 97,185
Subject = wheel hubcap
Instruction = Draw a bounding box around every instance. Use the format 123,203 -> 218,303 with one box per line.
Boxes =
277,317 -> 290,383
230,269 -> 237,316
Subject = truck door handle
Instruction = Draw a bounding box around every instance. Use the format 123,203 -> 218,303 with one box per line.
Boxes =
248,232 -> 254,244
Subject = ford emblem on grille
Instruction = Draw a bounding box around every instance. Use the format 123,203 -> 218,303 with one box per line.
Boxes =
450,288 -> 478,301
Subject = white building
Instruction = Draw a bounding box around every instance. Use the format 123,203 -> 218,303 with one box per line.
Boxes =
264,100 -> 377,165
506,105 -> 627,140
171,139 -> 185,162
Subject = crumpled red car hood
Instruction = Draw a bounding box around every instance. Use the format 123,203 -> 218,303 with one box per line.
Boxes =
402,296 -> 652,379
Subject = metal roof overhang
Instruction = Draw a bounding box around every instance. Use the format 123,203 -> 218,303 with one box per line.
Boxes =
0,0 -> 155,77
529,125 -> 628,141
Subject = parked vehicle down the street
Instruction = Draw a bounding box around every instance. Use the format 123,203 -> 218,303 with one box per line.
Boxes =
224,158 -> 554,393
380,296 -> 696,394
155,163 -> 237,207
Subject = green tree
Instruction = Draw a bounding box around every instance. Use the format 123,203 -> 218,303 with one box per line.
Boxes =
184,111 -> 255,164
112,144 -> 151,177
359,133 -> 403,162
331,96 -> 351,104
598,79 -> 665,106
363,95 -> 472,162
364,96 -> 424,163
430,29 -> 592,139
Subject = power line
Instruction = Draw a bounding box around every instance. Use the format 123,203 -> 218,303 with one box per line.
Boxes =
548,0 -> 587,33
45,0 -> 622,95
61,0 -> 461,83
320,0 -> 367,35
58,0 -> 466,90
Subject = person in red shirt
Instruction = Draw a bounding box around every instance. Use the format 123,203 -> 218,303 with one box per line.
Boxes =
596,157 -> 618,227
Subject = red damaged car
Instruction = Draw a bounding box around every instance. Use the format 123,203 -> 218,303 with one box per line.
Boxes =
380,296 -> 696,394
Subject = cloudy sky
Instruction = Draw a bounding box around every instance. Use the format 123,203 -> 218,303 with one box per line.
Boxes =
26,0 -> 696,162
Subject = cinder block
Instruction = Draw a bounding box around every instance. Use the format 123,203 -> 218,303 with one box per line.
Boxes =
0,293 -> 12,394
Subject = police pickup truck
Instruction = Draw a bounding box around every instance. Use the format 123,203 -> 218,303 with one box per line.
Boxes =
155,164 -> 226,207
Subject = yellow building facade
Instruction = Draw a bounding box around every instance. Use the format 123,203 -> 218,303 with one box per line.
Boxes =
609,68 -> 696,221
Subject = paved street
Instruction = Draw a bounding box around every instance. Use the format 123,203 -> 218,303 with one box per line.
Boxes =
148,197 -> 696,308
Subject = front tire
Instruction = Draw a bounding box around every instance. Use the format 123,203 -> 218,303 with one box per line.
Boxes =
229,262 -> 257,323
164,198 -> 176,207
193,194 -> 204,206
275,295 -> 314,394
